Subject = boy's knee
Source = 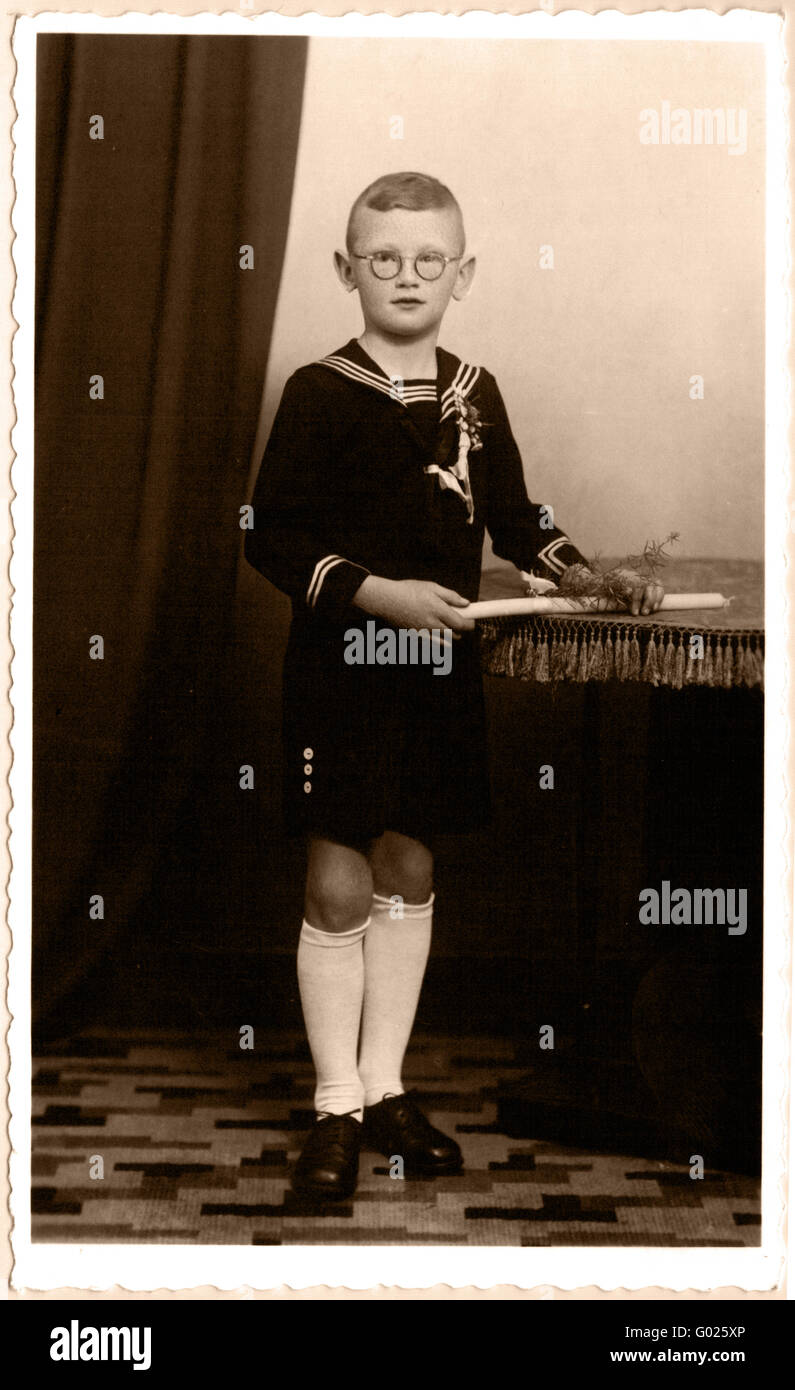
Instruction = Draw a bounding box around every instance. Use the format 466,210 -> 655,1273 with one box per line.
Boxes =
372,833 -> 434,904
305,845 -> 373,934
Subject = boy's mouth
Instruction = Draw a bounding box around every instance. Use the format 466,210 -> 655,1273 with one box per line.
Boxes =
392,297 -> 425,308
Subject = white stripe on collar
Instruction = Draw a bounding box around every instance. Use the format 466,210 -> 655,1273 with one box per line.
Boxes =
318,350 -> 479,412
440,361 -> 481,422
319,353 -> 400,400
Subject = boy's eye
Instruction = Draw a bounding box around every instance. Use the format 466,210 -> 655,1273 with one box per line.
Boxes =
416,253 -> 446,278
371,252 -> 400,276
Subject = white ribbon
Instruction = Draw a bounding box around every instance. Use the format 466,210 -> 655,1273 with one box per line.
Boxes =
424,412 -> 476,523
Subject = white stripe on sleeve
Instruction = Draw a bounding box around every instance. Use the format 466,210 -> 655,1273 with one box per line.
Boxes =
307,554 -> 347,607
537,537 -> 572,575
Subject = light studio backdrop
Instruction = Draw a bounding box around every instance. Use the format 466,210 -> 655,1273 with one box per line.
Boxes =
35,36 -> 763,1073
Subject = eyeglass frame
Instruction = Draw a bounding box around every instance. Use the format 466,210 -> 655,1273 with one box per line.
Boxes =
351,251 -> 464,282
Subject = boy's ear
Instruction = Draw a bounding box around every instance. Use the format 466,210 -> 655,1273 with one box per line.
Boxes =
334,249 -> 358,293
451,254 -> 476,302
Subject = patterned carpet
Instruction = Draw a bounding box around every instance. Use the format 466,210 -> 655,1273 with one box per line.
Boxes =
32,1031 -> 761,1247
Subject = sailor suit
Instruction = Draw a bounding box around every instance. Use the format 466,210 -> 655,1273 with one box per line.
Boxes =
245,338 -> 587,842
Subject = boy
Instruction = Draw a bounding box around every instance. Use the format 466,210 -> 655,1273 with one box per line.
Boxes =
245,172 -> 663,1201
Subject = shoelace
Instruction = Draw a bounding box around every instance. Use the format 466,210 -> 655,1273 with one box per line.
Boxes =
308,1110 -> 362,1162
378,1091 -> 436,1135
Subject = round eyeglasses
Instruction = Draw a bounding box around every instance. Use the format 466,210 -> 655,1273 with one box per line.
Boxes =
353,251 -> 462,282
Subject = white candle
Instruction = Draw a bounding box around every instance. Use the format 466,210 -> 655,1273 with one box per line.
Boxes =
467,594 -> 727,620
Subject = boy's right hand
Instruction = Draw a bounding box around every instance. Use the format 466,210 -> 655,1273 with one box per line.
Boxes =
351,576 -> 475,638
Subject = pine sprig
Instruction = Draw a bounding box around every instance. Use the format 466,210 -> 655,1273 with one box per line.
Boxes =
556,532 -> 679,601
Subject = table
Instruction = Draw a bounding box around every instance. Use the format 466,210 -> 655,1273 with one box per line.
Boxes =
477,558 -> 764,689
476,559 -> 764,1174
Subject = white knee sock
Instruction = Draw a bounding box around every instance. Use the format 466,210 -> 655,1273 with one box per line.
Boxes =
358,892 -> 434,1108
297,917 -> 369,1121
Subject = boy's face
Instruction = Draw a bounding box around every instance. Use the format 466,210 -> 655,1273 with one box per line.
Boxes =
335,205 -> 475,340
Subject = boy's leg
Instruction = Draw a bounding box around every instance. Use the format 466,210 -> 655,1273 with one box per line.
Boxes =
358,829 -> 434,1105
299,835 -> 373,1120
359,829 -> 462,1173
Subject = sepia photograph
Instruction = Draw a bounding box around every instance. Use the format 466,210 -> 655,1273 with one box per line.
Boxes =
7,8 -> 788,1297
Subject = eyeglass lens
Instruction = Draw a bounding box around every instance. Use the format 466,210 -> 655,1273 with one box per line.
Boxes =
370,253 -> 446,281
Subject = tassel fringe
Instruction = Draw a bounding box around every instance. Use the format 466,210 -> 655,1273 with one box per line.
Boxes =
479,618 -> 764,690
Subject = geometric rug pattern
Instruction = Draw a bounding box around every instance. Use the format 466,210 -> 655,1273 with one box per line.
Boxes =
32,1031 -> 761,1247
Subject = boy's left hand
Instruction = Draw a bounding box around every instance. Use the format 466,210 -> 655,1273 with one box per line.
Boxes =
610,568 -> 665,616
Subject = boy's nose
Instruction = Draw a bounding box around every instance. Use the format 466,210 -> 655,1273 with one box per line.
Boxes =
395,258 -> 420,286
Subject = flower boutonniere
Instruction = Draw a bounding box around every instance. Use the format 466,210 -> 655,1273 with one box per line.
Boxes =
424,390 -> 486,525
454,391 -> 485,451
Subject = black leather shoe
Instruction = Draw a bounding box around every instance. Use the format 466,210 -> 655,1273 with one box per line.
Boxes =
363,1091 -> 463,1175
292,1113 -> 362,1201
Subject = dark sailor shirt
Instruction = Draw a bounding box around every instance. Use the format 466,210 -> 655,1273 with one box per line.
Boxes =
245,338 -> 587,841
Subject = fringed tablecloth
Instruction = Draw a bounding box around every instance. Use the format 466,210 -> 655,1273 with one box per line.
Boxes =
478,558 -> 764,690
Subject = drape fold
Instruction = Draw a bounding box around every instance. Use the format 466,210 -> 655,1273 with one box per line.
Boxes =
34,35 -> 308,1034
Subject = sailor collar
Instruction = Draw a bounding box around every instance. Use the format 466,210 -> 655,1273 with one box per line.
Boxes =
315,338 -> 481,425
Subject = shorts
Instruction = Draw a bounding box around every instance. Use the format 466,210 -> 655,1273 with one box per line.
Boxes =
280,616 -> 493,845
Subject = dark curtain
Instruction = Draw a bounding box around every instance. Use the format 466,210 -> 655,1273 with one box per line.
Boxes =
34,35 -> 307,1035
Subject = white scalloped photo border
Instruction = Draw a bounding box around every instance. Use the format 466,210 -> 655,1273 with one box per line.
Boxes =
7,6 -> 790,1295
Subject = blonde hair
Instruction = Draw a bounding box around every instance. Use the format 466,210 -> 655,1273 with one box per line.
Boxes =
346,172 -> 464,251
